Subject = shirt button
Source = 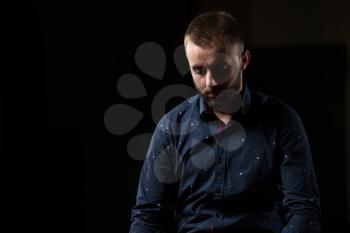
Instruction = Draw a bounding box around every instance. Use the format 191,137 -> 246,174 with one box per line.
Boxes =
215,188 -> 221,193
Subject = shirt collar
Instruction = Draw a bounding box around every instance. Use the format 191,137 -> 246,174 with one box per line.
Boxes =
199,80 -> 251,120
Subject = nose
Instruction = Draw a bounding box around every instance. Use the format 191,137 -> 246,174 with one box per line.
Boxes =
205,72 -> 218,88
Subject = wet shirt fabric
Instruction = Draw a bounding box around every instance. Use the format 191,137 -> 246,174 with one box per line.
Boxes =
129,82 -> 321,233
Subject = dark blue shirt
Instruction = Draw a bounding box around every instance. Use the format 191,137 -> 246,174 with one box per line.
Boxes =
130,82 -> 321,233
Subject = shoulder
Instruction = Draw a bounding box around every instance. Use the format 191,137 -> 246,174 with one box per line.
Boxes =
155,94 -> 200,133
165,95 -> 199,119
249,89 -> 301,124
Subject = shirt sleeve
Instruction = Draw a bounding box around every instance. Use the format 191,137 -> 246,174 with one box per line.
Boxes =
278,106 -> 321,233
129,120 -> 181,233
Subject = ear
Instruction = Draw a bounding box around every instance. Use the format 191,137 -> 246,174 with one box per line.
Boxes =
240,50 -> 250,71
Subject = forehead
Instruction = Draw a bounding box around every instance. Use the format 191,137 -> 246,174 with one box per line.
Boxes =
185,39 -> 240,64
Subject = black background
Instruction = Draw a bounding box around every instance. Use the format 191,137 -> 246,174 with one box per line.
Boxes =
1,0 -> 349,232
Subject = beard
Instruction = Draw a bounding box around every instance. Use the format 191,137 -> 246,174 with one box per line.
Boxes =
196,74 -> 243,114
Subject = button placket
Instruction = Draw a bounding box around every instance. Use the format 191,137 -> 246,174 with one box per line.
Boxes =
213,129 -> 225,201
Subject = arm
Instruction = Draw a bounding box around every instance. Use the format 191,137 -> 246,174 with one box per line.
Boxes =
278,107 -> 321,233
129,121 -> 180,233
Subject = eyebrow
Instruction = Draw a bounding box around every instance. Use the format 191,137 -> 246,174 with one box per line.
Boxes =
192,65 -> 202,70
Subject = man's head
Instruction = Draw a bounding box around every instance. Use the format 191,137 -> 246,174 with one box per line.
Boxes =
184,11 -> 250,113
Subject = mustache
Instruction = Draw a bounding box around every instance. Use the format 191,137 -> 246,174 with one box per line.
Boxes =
203,88 -> 222,95
202,79 -> 233,95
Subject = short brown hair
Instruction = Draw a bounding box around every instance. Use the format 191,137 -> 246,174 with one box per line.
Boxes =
184,11 -> 244,51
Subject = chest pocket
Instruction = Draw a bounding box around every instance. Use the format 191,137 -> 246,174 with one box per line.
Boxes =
225,139 -> 274,195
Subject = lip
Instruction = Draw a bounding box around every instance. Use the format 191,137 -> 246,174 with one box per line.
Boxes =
206,92 -> 218,98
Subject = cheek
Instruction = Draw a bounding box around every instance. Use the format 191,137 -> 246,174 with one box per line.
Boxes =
192,76 -> 205,88
228,65 -> 242,81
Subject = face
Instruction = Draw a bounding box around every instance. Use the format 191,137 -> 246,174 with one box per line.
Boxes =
185,39 -> 250,113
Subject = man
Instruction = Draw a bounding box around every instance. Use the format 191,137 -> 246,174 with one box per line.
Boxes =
130,11 -> 321,233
